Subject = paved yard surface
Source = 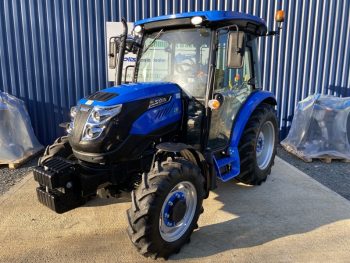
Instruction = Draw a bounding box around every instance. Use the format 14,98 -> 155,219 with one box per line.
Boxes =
277,146 -> 350,201
1,157 -> 350,263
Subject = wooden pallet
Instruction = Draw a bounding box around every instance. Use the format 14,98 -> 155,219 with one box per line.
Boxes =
0,147 -> 44,169
281,144 -> 350,164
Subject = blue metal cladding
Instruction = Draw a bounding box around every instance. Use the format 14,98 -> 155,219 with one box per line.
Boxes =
0,0 -> 350,145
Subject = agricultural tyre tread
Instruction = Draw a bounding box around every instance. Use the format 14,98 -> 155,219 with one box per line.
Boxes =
126,157 -> 205,259
236,103 -> 278,185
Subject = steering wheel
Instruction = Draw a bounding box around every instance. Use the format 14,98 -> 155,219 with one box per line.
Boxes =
175,58 -> 196,74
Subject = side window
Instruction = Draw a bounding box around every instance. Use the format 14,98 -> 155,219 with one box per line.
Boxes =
214,34 -> 254,94
208,32 -> 254,150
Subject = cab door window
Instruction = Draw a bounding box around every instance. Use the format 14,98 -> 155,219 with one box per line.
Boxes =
208,32 -> 254,150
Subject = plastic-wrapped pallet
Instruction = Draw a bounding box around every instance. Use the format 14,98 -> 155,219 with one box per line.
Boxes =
281,94 -> 350,162
0,92 -> 42,163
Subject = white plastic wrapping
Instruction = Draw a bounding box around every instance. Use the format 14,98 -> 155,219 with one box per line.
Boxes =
281,94 -> 350,160
0,92 -> 42,162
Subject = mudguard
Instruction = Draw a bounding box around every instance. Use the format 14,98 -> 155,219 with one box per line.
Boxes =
213,90 -> 277,182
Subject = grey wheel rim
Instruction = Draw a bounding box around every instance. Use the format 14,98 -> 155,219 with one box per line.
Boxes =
159,181 -> 197,242
256,121 -> 275,170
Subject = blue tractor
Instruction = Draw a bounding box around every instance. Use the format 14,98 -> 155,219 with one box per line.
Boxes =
34,10 -> 284,259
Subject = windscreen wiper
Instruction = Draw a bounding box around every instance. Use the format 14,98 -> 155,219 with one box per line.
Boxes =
141,29 -> 164,56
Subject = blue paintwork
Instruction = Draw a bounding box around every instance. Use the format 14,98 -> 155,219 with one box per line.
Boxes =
77,82 -> 183,136
78,82 -> 181,107
213,90 -> 277,182
163,191 -> 185,227
135,11 -> 267,33
213,154 -> 240,182
130,94 -> 182,135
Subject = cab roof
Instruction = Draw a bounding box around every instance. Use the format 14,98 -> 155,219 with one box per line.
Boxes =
135,11 -> 267,36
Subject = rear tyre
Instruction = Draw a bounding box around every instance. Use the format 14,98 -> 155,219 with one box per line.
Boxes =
236,103 -> 278,185
126,158 -> 205,259
38,136 -> 74,165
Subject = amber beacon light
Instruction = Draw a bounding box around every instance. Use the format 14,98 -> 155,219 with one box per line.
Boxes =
275,10 -> 285,28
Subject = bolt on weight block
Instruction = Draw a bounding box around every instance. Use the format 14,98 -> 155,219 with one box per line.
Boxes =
33,157 -> 77,189
36,186 -> 85,214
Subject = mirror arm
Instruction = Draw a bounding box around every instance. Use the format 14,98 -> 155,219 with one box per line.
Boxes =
266,27 -> 282,36
266,20 -> 283,36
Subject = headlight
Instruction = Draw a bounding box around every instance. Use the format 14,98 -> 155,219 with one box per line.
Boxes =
191,16 -> 203,25
84,125 -> 104,140
134,25 -> 143,34
66,122 -> 73,134
82,104 -> 122,141
89,105 -> 122,124
67,106 -> 78,134
70,106 -> 78,119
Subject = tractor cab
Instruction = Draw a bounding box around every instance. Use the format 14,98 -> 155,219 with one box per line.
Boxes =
114,11 -> 275,152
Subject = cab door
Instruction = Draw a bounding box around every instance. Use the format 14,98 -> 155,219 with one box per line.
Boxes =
207,32 -> 256,150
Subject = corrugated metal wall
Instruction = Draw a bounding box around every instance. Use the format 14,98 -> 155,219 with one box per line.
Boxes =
1,0 -> 349,145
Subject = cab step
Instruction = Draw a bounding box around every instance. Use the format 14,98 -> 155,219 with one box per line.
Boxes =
213,153 -> 240,182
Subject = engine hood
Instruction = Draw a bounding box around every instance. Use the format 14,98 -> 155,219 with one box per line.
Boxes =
78,82 -> 181,107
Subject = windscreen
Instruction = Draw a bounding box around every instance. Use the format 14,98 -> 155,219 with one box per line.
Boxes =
136,28 -> 211,99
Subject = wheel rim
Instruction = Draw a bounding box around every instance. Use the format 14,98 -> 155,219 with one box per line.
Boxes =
159,181 -> 197,242
256,121 -> 275,170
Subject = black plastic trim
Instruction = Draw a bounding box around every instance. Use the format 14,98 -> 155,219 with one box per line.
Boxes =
87,91 -> 118,102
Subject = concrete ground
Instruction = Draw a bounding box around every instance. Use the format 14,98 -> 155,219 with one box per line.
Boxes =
1,157 -> 350,263
277,146 -> 350,201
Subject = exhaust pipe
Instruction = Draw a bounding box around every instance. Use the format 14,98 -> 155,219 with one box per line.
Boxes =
115,18 -> 128,86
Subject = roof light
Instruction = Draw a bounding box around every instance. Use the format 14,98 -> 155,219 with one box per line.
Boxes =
134,25 -> 143,34
191,16 -> 203,25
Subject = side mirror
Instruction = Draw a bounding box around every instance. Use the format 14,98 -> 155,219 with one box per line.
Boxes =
108,37 -> 119,69
227,31 -> 245,69
126,35 -> 142,54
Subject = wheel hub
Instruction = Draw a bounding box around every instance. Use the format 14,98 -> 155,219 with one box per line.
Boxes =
256,132 -> 265,155
159,181 -> 197,242
163,192 -> 186,227
256,121 -> 275,170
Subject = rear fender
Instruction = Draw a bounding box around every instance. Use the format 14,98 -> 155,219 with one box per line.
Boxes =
213,90 -> 277,181
230,90 -> 277,149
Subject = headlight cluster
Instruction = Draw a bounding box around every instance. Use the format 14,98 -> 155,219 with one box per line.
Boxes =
66,106 -> 78,134
67,104 -> 122,141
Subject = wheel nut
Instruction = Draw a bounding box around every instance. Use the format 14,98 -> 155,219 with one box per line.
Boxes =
66,182 -> 73,189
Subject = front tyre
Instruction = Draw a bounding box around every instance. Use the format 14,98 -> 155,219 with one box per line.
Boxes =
126,158 -> 205,259
38,136 -> 73,165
